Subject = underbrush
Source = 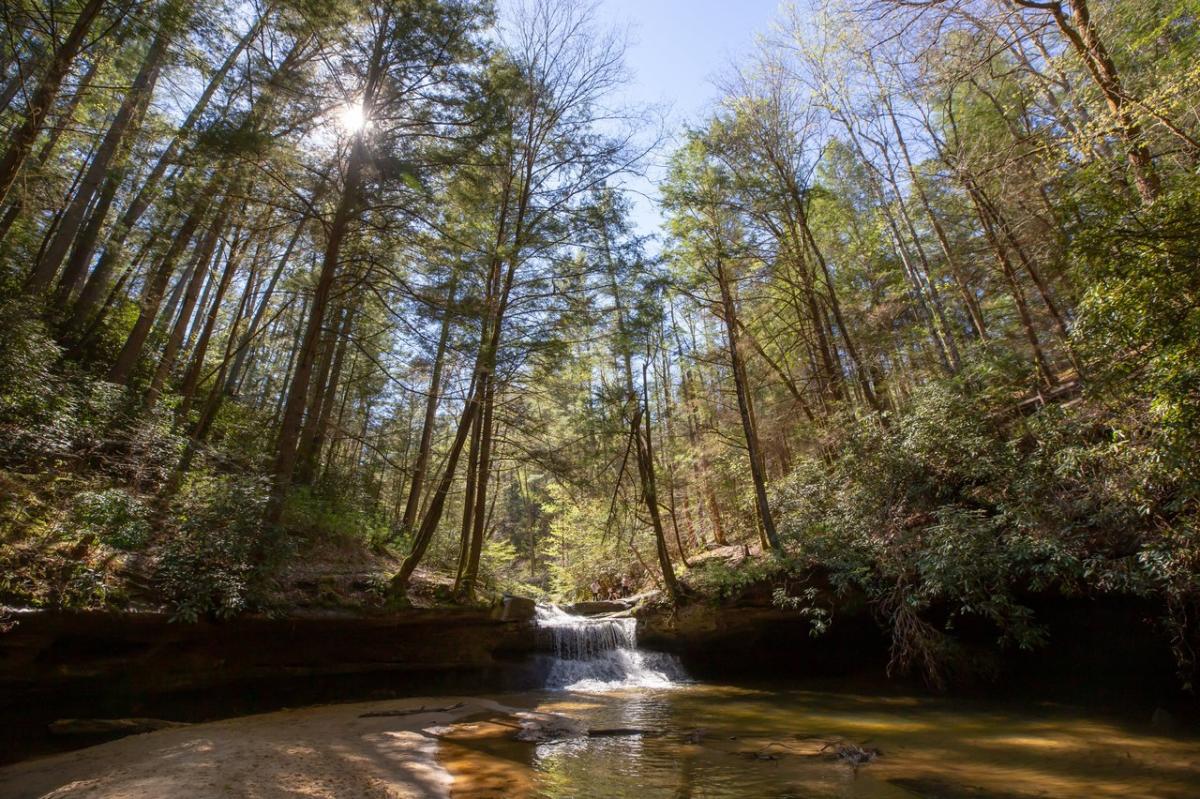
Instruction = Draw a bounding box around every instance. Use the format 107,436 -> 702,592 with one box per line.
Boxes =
281,482 -> 393,552
771,364 -> 1200,690
0,305 -> 362,619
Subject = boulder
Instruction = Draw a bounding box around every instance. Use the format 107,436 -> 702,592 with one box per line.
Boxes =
565,600 -> 631,616
491,595 -> 537,622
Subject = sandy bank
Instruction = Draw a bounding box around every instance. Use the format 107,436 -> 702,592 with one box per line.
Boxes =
0,697 -> 534,799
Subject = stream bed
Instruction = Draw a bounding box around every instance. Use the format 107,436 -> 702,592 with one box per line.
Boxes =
462,683 -> 1200,798
441,605 -> 1200,798
2,605 -> 1198,798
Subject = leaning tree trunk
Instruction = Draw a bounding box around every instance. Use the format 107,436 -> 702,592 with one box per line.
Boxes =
268,140 -> 367,520
0,0 -> 108,209
632,378 -> 680,604
401,275 -> 457,532
1038,0 -> 1160,203
144,200 -> 232,409
460,377 -> 496,601
30,11 -> 174,295
107,183 -> 218,384
715,259 -> 781,551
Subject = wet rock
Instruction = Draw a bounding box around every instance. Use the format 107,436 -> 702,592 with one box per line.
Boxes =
492,595 -> 537,622
823,741 -> 881,766
512,711 -> 586,742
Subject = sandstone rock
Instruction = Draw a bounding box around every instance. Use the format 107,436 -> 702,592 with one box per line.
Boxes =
565,600 -> 631,615
512,710 -> 586,742
491,595 -> 537,622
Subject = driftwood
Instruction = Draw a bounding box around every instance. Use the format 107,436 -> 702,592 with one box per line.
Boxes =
48,718 -> 190,736
359,702 -> 464,718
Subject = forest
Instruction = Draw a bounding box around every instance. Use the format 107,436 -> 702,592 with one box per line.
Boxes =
0,0 -> 1198,701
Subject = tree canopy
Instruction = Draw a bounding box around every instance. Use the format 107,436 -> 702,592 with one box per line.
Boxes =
1,0 -> 1198,687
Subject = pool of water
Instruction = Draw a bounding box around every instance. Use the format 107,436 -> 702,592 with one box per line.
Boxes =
453,683 -> 1200,799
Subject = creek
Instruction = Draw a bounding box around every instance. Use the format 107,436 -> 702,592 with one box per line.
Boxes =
1,604 -> 1197,798
436,604 -> 1200,798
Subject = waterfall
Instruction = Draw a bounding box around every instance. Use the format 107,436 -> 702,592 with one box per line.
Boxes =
534,604 -> 685,691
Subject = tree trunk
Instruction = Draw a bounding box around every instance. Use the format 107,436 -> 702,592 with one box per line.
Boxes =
107,184 -> 217,384
453,375 -> 483,593
0,52 -> 100,246
1031,0 -> 1161,202
715,259 -> 781,551
401,274 -> 457,531
269,142 -> 367,518
966,181 -> 1057,388
877,72 -> 987,341
795,208 -> 884,416
145,199 -> 231,409
460,377 -> 496,601
36,13 -> 175,297
298,306 -> 354,484
632,377 -> 680,604
83,11 -> 264,303
176,220 -> 246,422
0,0 -> 107,209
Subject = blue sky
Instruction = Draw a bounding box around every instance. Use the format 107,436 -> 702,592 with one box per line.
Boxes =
590,0 -> 785,238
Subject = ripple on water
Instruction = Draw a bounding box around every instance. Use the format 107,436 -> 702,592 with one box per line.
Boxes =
451,684 -> 1200,799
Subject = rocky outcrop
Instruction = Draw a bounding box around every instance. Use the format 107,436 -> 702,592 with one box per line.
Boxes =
491,595 -> 537,621
0,608 -> 540,764
564,600 -> 633,616
632,580 -> 1186,711
634,591 -> 887,680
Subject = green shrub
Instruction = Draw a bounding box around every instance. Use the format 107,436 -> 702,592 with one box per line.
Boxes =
685,554 -> 791,601
281,483 -> 392,550
71,488 -> 152,551
773,367 -> 1200,687
156,473 -> 284,622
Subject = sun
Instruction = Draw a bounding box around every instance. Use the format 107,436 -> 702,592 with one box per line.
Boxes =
336,100 -> 368,134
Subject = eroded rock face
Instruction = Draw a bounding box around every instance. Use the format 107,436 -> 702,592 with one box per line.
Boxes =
0,609 -> 540,765
634,597 -> 886,681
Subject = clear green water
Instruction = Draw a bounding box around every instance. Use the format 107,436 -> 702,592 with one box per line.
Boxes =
471,684 -> 1200,799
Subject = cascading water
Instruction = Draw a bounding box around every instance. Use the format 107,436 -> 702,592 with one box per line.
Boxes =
534,604 -> 686,691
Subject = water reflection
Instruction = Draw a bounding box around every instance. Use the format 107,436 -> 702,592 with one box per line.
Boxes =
473,685 -> 1200,799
